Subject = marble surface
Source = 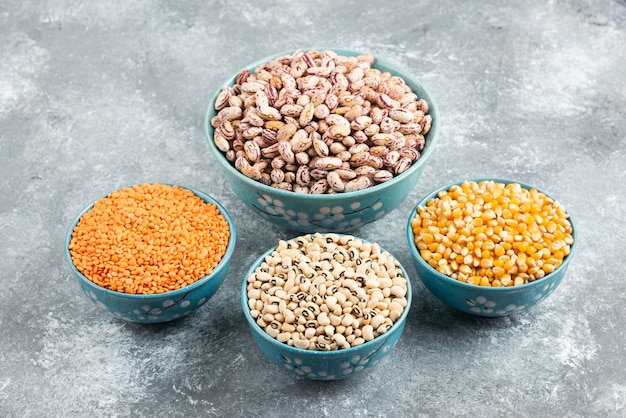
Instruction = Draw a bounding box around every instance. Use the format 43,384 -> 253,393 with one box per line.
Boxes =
1,1 -> 625,417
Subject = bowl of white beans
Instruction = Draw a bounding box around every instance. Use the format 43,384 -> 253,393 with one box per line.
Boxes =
241,232 -> 412,380
204,48 -> 440,233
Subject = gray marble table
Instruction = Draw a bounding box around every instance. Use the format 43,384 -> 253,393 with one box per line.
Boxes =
1,1 -> 625,417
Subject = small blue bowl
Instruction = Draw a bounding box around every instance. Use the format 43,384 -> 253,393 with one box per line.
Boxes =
241,234 -> 412,380
204,48 -> 440,233
64,184 -> 236,324
406,178 -> 577,317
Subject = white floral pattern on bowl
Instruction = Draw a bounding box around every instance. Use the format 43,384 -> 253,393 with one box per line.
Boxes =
253,193 -> 386,231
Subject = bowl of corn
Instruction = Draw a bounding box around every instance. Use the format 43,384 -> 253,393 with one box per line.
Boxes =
406,178 -> 577,317
204,47 -> 440,233
241,232 -> 412,380
64,183 -> 236,324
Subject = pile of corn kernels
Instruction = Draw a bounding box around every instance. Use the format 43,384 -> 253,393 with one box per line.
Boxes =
411,180 -> 574,287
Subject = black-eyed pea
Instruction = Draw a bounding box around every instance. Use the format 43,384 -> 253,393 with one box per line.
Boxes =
284,309 -> 296,324
389,310 -> 402,322
341,313 -> 355,327
332,333 -> 348,348
388,272 -> 405,285
365,277 -> 380,289
265,324 -> 280,339
324,324 -> 335,337
381,287 -> 391,298
304,327 -> 316,340
370,289 -> 384,302
256,318 -> 268,328
264,304 -> 279,315
317,312 -> 331,326
329,314 -> 342,327
388,301 -> 403,313
376,323 -> 391,335
362,324 -> 375,341
390,284 -> 407,299
334,291 -> 347,306
332,304 -> 343,316
250,309 -> 261,319
248,288 -> 261,300
293,338 -> 310,350
325,294 -> 337,309
370,314 -> 385,329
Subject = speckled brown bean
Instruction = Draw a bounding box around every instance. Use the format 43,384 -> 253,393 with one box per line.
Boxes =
326,171 -> 345,192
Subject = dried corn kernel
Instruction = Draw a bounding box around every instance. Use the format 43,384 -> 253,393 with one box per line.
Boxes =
69,184 -> 230,294
412,180 -> 573,287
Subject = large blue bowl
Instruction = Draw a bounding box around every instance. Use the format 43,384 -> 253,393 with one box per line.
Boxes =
204,48 -> 440,233
64,184 -> 236,324
241,234 -> 413,380
406,178 -> 577,317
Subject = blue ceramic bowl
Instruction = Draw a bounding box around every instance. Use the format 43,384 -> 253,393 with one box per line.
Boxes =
406,178 -> 577,317
64,184 -> 236,324
241,234 -> 412,380
204,48 -> 440,233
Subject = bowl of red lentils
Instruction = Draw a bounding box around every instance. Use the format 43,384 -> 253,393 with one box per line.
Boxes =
241,232 -> 412,380
64,183 -> 236,323
406,178 -> 577,317
204,48 -> 440,233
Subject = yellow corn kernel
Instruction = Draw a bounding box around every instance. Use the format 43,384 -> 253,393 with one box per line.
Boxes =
459,264 -> 473,275
438,264 -> 452,276
492,266 -> 505,277
479,276 -> 491,286
501,274 -> 512,286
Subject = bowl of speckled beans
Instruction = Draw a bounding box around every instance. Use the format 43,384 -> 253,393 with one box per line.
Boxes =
64,183 -> 236,323
204,48 -> 440,233
406,178 -> 577,317
241,232 -> 412,380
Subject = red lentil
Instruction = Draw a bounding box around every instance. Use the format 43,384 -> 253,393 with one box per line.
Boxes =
69,184 -> 230,294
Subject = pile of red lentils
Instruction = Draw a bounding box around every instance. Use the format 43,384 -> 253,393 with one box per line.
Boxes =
68,184 -> 230,294
411,180 -> 574,287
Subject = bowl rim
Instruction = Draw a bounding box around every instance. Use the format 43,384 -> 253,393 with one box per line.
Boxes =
405,177 -> 578,293
240,232 -> 413,357
64,183 -> 237,300
203,47 -> 440,201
